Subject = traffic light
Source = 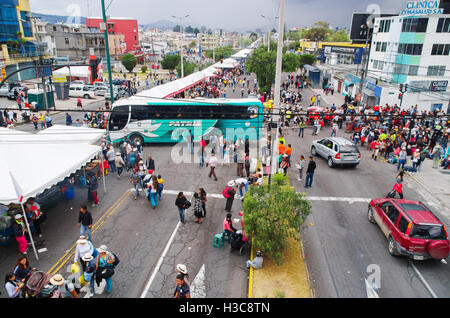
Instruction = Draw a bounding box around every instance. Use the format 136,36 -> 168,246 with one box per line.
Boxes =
398,93 -> 402,100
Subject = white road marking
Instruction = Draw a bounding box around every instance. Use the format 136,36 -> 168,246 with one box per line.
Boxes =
140,221 -> 181,298
38,248 -> 48,253
190,264 -> 206,298
159,189 -> 373,203
365,279 -> 380,298
409,261 -> 438,298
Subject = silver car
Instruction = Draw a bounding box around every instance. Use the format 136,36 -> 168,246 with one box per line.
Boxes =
311,137 -> 361,168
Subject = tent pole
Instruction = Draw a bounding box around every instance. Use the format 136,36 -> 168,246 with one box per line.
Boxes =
20,202 -> 39,261
100,151 -> 106,193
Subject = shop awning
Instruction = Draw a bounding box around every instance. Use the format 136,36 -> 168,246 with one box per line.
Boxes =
343,80 -> 355,86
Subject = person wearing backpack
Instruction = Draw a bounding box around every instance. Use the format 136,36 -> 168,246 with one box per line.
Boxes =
224,181 -> 237,212
95,245 -> 116,294
80,254 -> 97,298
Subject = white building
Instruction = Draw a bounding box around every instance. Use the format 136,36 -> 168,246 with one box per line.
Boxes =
368,13 -> 450,112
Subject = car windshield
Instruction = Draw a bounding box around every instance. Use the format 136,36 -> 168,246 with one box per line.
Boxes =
340,145 -> 358,153
400,204 -> 428,211
410,224 -> 446,240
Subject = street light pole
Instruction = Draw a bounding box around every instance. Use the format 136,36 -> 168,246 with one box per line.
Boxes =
101,0 -> 114,105
268,0 -> 285,187
172,15 -> 189,78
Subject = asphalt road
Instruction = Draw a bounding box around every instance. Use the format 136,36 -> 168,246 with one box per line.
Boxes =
287,87 -> 450,299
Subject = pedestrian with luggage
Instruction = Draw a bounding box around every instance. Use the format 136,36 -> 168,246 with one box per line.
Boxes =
115,152 -> 126,178
224,181 -> 237,212
77,206 -> 93,241
81,254 -> 97,297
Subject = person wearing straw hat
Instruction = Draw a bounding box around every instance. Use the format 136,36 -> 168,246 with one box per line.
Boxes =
224,181 -> 237,213
74,236 -> 97,272
12,214 -> 27,255
50,274 -> 79,298
95,245 -> 115,294
81,254 -> 97,298
176,264 -> 190,286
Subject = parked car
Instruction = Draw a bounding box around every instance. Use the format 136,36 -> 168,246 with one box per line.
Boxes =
94,84 -> 110,96
311,137 -> 361,168
105,86 -> 126,100
112,79 -> 127,86
368,198 -> 449,260
8,86 -> 28,100
69,85 -> 96,99
0,82 -> 20,97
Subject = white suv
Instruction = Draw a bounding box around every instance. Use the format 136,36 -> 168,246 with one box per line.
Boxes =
69,85 -> 96,99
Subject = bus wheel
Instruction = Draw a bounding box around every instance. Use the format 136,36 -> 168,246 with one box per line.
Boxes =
130,134 -> 144,146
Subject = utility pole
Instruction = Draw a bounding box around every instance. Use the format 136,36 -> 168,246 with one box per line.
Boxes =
268,0 -> 285,187
101,0 -> 114,104
172,15 -> 189,78
261,15 -> 278,53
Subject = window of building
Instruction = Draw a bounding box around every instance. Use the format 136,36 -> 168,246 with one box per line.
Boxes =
378,19 -> 391,33
436,18 -> 450,33
53,26 -> 57,31
401,18 -> 428,32
398,43 -> 423,55
65,38 -> 69,45
427,65 -> 446,76
431,44 -> 450,55
408,65 -> 419,75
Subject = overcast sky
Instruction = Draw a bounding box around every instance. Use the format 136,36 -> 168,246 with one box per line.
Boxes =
30,0 -> 405,31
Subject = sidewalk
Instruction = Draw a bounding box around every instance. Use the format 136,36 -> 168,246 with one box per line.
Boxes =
404,158 -> 450,222
9,97 -> 103,127
309,88 -> 345,108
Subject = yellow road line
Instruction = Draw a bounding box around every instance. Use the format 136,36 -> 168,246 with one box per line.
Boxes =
47,189 -> 131,274
248,238 -> 254,298
49,191 -> 131,275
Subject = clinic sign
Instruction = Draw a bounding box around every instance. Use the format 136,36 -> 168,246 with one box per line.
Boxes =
401,0 -> 444,15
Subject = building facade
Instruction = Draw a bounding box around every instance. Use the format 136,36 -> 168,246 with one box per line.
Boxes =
368,14 -> 450,112
85,17 -> 139,54
0,0 -> 41,81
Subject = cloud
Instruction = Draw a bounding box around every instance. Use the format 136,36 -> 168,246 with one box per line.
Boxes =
29,0 -> 404,31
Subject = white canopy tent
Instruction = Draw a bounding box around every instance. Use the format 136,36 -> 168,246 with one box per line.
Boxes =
231,49 -> 252,59
53,66 -> 102,81
0,143 -> 102,205
213,58 -> 239,69
0,125 -> 106,144
138,71 -> 208,99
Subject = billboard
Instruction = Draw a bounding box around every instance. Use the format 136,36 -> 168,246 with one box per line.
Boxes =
350,13 -> 398,43
401,0 -> 444,15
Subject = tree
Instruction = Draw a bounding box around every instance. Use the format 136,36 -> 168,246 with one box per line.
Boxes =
161,54 -> 180,71
141,65 -> 148,73
330,29 -> 350,42
299,54 -> 315,68
189,41 -> 197,49
249,32 -> 258,42
193,28 -> 200,35
304,21 -> 331,41
247,47 -> 303,94
121,53 -> 137,73
204,45 -> 234,62
173,25 -> 181,32
185,26 -> 194,34
282,53 -> 301,72
176,58 -> 196,77
243,174 -> 311,264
